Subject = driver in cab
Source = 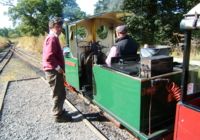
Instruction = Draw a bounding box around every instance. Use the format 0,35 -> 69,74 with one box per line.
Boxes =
105,25 -> 139,67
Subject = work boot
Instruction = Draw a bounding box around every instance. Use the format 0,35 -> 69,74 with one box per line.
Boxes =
55,110 -> 72,123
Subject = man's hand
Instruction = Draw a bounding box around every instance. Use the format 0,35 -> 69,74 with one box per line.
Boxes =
57,68 -> 64,74
55,65 -> 64,74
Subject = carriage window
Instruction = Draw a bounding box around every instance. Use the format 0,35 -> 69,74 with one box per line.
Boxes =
76,26 -> 87,40
96,25 -> 108,40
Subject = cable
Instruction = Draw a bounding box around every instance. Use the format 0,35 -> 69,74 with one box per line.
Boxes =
63,73 -> 76,93
166,82 -> 181,102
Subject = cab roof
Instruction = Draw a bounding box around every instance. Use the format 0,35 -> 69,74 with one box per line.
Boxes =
67,11 -> 133,27
180,3 -> 200,30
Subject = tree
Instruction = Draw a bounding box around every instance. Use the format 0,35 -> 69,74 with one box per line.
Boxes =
94,0 -> 123,14
94,0 -> 199,45
0,28 -> 9,37
9,0 -> 48,36
63,0 -> 86,21
0,0 -> 15,6
5,0 -> 86,36
0,27 -> 21,38
122,0 -> 200,45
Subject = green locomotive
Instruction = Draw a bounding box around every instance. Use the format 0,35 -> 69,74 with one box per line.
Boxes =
63,11 -> 199,140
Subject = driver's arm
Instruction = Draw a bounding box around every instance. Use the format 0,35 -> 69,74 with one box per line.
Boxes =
105,46 -> 118,67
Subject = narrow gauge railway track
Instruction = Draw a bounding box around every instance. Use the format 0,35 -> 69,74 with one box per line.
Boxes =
11,47 -> 42,69
0,47 -> 11,62
0,46 -> 14,74
11,47 -> 136,140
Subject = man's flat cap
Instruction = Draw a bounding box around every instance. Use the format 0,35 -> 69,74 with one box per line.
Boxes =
116,25 -> 127,33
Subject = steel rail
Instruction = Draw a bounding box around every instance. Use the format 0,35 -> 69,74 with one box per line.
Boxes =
12,47 -> 41,64
0,46 -> 14,74
0,47 -> 11,63
64,97 -> 108,140
41,77 -> 108,140
11,48 -> 42,69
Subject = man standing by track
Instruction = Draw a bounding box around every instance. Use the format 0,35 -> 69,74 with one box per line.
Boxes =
42,17 -> 72,122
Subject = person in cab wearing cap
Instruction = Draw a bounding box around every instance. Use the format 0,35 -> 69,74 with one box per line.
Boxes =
105,25 -> 139,67
42,17 -> 72,122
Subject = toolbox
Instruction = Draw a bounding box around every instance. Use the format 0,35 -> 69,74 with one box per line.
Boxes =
140,55 -> 173,77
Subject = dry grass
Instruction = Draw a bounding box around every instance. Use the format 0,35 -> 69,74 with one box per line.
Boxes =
0,37 -> 10,51
172,41 -> 200,60
15,33 -> 66,55
14,34 -> 199,61
191,40 -> 200,60
16,35 -> 45,54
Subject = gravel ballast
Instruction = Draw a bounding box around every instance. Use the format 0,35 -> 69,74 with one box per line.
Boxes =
66,92 -> 135,140
0,78 -> 100,140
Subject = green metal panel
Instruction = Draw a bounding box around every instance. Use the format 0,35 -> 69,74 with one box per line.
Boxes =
64,57 -> 80,90
140,74 -> 182,140
93,65 -> 141,130
140,81 -> 176,134
93,65 -> 182,140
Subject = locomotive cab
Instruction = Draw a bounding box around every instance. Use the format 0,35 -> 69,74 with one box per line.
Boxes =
64,12 -> 130,95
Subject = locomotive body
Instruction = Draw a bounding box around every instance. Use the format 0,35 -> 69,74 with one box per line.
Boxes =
63,11 -> 199,139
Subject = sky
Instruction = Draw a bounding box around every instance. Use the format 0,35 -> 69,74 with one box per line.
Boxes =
76,0 -> 98,15
0,0 -> 98,28
0,5 -> 12,28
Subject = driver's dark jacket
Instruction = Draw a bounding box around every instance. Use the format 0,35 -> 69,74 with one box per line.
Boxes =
115,35 -> 139,57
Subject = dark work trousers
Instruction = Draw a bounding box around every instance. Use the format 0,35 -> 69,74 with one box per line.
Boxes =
45,70 -> 66,116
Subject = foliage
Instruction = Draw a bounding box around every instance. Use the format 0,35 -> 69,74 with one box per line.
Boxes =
94,0 -> 199,45
8,0 -> 49,36
5,0 -> 86,36
63,0 -> 86,21
122,0 -> 200,45
0,28 -> 9,37
0,28 -> 21,38
76,27 -> 87,40
94,0 -> 123,14
94,0 -> 110,14
0,37 -> 10,51
96,25 -> 108,39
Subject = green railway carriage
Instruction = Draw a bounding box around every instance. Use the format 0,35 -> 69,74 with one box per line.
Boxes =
63,11 -> 200,140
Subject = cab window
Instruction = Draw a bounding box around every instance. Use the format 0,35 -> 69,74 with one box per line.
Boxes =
96,25 -> 108,40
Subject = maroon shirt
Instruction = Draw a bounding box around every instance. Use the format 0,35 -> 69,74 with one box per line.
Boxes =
42,33 -> 64,71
